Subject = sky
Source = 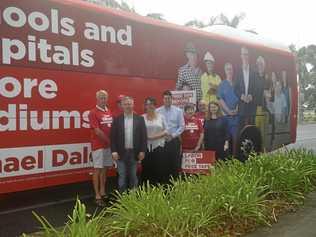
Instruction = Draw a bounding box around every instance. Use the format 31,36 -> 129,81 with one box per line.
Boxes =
124,0 -> 315,48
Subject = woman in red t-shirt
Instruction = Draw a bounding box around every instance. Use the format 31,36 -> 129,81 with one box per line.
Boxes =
181,103 -> 204,151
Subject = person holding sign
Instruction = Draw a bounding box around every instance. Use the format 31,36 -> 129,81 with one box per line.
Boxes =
181,103 -> 204,152
157,90 -> 185,179
195,99 -> 208,126
204,102 -> 229,160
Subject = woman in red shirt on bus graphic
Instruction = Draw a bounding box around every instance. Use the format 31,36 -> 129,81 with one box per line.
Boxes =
181,103 -> 204,152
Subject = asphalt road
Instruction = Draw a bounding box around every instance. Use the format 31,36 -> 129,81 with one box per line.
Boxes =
0,179 -> 117,237
246,191 -> 316,237
286,123 -> 316,152
246,123 -> 316,237
0,124 -> 315,237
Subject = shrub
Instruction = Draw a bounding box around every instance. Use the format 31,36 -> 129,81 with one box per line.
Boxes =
102,150 -> 316,236
31,149 -> 316,237
29,199 -> 104,237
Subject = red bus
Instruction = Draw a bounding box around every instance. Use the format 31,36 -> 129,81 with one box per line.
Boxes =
0,0 -> 297,194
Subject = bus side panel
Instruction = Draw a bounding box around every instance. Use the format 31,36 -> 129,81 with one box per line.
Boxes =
0,66 -> 174,193
0,0 -> 297,193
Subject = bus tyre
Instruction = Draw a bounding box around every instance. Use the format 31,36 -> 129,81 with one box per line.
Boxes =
237,125 -> 262,162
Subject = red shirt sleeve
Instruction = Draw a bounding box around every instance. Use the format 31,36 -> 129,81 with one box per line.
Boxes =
88,110 -> 99,129
197,118 -> 203,134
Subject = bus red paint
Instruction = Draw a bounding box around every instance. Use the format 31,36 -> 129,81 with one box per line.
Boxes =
0,0 -> 297,193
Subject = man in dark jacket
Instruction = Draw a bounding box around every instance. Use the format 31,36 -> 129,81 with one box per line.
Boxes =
234,47 -> 257,128
110,96 -> 147,193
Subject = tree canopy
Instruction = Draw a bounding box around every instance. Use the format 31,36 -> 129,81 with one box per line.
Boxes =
184,13 -> 246,29
292,44 -> 316,112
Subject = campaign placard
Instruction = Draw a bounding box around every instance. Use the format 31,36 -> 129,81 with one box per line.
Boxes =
181,150 -> 216,174
171,90 -> 197,109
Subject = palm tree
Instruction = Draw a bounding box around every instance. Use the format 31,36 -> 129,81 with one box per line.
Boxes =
120,1 -> 136,13
83,0 -> 119,8
82,0 -> 135,12
208,16 -> 217,26
216,13 -> 245,28
146,13 -> 166,21
185,12 -> 248,30
184,19 -> 207,28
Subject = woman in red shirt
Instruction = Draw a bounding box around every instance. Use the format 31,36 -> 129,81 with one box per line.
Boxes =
181,103 -> 204,152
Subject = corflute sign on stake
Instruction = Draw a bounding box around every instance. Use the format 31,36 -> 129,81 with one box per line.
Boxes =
181,151 -> 215,174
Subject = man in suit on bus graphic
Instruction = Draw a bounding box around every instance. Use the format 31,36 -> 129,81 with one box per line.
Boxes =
234,47 -> 258,128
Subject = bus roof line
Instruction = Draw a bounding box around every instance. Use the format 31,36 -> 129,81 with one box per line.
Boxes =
52,0 -> 294,57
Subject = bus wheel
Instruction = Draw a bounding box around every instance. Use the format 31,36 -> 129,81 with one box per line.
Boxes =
237,125 -> 262,162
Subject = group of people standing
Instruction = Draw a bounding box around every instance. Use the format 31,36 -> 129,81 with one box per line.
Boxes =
176,43 -> 291,151
88,91 -> 177,206
88,88 -> 236,207
88,44 -> 291,207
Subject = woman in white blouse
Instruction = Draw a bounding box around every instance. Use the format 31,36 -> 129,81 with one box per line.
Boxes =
142,97 -> 168,185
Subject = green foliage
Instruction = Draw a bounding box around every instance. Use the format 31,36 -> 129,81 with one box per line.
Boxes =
31,149 -> 316,237
31,199 -> 104,237
146,13 -> 166,21
81,0 -> 136,13
304,111 -> 316,122
184,13 -> 247,29
184,19 -> 207,28
101,149 -> 316,236
217,13 -> 246,28
291,44 -> 316,115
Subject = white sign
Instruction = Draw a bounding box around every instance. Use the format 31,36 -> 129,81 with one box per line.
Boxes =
181,152 -> 213,171
171,90 -> 197,109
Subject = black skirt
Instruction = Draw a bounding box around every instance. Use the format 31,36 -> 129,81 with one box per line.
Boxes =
141,146 -> 169,185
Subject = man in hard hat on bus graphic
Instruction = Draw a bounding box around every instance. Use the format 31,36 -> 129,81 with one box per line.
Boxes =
200,51 -> 222,105
176,42 -> 203,102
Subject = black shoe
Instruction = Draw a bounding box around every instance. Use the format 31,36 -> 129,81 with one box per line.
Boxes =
101,195 -> 109,202
95,198 -> 106,207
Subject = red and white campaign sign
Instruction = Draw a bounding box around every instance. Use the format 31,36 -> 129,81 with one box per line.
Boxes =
181,150 -> 216,174
171,90 -> 197,109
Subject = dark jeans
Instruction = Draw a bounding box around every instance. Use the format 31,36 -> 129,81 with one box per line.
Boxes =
116,149 -> 138,193
165,137 -> 181,179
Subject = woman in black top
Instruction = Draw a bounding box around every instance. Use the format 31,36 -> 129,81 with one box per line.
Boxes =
204,102 -> 229,161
